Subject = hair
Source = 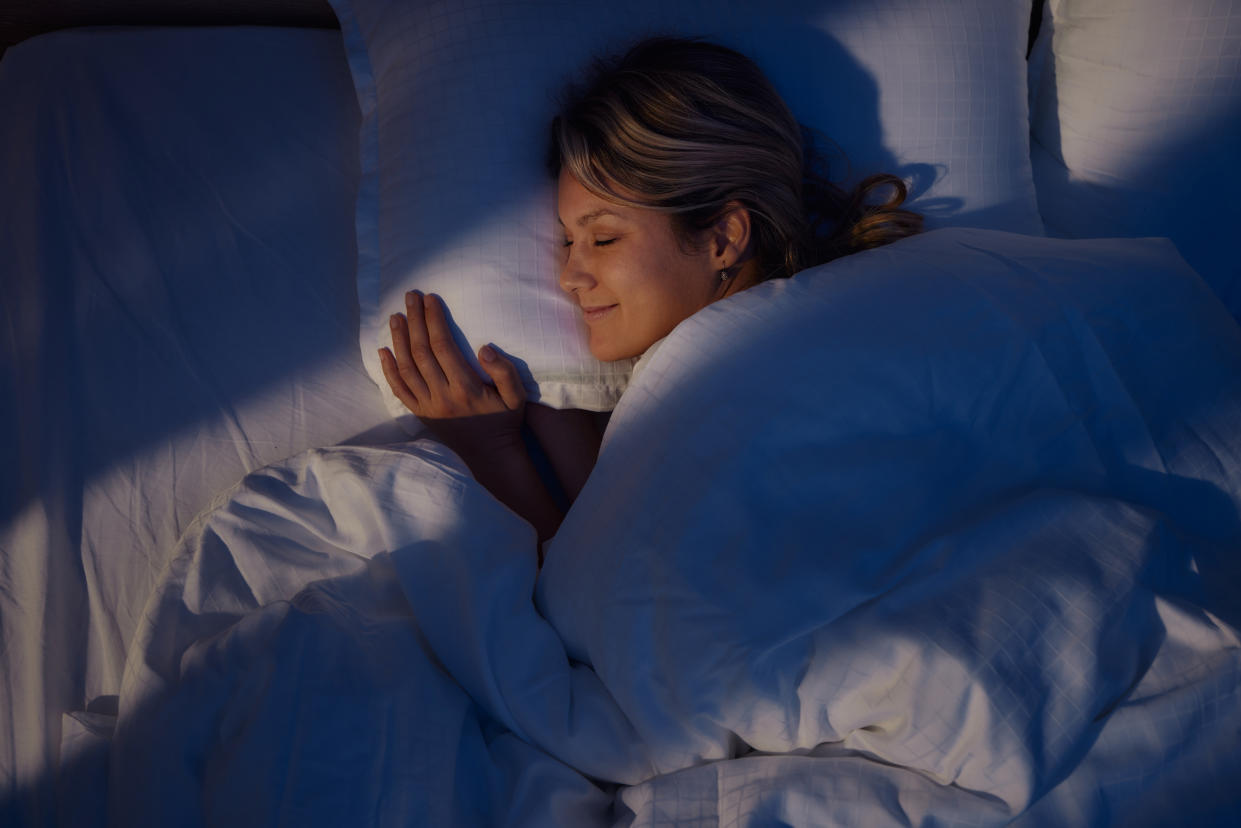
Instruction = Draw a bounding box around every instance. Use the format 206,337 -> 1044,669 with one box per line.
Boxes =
548,36 -> 923,283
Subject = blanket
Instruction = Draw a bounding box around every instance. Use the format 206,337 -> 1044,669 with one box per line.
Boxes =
106,229 -> 1241,826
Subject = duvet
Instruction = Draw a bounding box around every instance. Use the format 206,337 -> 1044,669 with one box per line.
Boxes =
107,229 -> 1241,826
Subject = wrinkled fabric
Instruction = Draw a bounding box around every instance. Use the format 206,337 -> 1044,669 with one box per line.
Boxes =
108,229 -> 1241,826
109,443 -> 624,828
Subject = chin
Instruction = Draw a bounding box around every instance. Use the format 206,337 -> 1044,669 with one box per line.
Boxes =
589,339 -> 641,363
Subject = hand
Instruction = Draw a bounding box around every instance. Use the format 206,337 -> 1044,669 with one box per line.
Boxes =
379,292 -> 559,545
378,290 -> 526,421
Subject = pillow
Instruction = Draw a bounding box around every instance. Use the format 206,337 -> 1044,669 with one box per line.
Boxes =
327,0 -> 1044,431
1028,0 -> 1241,321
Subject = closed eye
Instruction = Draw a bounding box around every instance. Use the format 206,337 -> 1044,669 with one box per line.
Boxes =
562,238 -> 616,248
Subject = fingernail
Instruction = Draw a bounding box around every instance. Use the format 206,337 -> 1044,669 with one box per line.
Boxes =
480,345 -> 495,362
390,314 -> 400,328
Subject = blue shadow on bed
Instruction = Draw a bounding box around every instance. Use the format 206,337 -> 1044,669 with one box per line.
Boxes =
0,21 -> 911,528
0,28 -> 382,531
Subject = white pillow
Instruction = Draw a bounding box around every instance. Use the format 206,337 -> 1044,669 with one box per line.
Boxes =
328,0 -> 1044,430
1028,0 -> 1241,321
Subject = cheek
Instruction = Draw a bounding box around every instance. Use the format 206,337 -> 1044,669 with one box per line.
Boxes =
643,254 -> 711,320
619,268 -> 701,347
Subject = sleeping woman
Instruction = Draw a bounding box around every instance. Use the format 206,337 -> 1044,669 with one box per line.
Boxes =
376,36 -> 921,553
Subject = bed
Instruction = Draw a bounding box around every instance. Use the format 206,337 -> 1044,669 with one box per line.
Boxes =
2,1 -> 1239,826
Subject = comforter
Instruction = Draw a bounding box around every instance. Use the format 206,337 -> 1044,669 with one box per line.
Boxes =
107,229 -> 1241,826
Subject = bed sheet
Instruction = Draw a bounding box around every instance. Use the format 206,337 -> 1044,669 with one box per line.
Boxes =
0,26 -> 403,827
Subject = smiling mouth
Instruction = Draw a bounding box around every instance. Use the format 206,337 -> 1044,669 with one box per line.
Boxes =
582,304 -> 617,322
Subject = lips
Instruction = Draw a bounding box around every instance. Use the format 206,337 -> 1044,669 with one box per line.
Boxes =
582,304 -> 617,322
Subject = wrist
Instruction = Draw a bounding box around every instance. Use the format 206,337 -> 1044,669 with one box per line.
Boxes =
420,408 -> 524,459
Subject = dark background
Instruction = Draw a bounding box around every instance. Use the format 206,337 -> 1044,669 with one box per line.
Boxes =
0,0 -> 339,61
0,0 -> 1044,63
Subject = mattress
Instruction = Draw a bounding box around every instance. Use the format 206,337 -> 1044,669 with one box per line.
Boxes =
0,26 -> 403,825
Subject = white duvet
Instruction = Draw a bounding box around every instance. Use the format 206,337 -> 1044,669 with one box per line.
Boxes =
107,229 -> 1241,826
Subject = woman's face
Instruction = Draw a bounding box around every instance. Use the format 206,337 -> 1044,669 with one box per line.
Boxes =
557,171 -> 722,362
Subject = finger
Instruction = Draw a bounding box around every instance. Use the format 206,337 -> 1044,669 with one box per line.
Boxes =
478,344 -> 527,411
422,293 -> 483,394
378,346 -> 424,415
388,313 -> 433,402
402,291 -> 450,391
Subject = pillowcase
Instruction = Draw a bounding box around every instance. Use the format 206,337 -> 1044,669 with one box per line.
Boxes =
327,0 -> 1044,431
1028,0 -> 1241,321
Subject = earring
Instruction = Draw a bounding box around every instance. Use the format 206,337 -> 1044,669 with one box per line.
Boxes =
719,268 -> 732,282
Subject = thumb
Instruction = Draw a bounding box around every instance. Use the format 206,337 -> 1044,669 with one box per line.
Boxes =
479,344 -> 526,410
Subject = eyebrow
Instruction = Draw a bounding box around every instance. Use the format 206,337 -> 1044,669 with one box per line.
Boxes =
557,208 -> 623,227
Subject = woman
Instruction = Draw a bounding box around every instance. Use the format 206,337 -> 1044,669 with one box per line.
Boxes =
377,36 -> 921,552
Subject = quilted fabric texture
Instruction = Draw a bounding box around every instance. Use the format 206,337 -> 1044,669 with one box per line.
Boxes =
328,0 -> 1042,430
538,226 -> 1241,817
1029,0 -> 1241,320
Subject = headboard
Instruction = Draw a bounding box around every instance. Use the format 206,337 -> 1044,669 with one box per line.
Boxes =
0,0 -> 338,61
0,0 -> 1044,63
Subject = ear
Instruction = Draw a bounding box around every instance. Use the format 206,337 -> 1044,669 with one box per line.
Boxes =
710,201 -> 753,267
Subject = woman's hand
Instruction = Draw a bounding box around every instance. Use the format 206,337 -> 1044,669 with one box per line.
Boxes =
378,290 -> 526,420
379,291 -> 563,549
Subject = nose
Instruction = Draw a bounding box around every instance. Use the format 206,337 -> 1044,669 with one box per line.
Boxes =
558,247 -> 596,295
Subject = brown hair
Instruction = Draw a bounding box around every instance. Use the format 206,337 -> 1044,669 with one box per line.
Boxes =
548,36 -> 922,282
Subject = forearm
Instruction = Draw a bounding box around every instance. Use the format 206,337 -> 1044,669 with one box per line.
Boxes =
460,442 -> 564,553
420,409 -> 563,555
524,404 -> 606,504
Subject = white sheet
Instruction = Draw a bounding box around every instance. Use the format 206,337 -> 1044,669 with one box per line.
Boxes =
107,229 -> 1241,826
108,443 -> 627,827
0,27 -> 403,826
